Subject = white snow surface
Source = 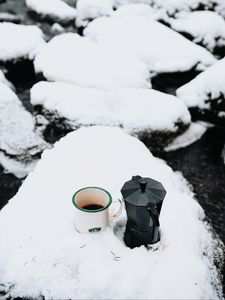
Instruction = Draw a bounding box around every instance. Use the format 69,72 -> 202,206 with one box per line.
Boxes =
169,11 -> 225,52
176,57 -> 225,108
0,152 -> 38,179
34,33 -> 150,89
84,15 -> 216,74
151,0 -> 224,16
0,82 -> 48,160
30,81 -> 191,133
0,126 -> 222,299
0,69 -> 13,89
113,3 -> 156,18
165,122 -> 207,151
25,0 -> 77,22
0,22 -> 45,62
76,0 -> 113,27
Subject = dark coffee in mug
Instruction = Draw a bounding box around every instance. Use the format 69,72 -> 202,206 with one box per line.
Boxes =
82,204 -> 104,210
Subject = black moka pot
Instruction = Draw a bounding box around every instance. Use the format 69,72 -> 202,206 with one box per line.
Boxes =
121,175 -> 166,249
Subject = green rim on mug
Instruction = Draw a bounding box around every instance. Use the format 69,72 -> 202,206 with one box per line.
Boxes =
72,186 -> 112,213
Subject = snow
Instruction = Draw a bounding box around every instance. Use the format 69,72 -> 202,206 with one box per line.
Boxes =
30,81 -> 191,133
0,69 -> 14,89
113,0 -> 152,7
169,11 -> 225,52
84,14 -> 216,74
0,126 -> 222,299
0,22 -> 45,62
165,122 -> 207,151
176,57 -> 225,109
0,82 -> 48,161
76,0 -> 113,27
25,0 -> 77,23
113,3 -> 156,19
151,0 -> 224,17
34,33 -> 150,89
0,152 -> 38,179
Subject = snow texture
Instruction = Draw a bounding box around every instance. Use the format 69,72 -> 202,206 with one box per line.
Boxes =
30,81 -> 191,133
0,152 -> 38,179
165,122 -> 207,151
0,69 -> 14,89
113,3 -> 156,19
25,0 -> 77,23
0,126 -> 222,299
34,33 -> 150,89
169,11 -> 225,52
84,14 -> 216,74
151,0 -> 225,17
76,0 -> 113,27
176,57 -> 225,109
0,22 -> 45,62
0,82 -> 48,161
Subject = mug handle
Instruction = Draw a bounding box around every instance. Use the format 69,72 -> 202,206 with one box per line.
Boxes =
109,199 -> 124,220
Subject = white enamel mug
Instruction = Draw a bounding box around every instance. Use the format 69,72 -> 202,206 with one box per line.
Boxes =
72,187 -> 123,234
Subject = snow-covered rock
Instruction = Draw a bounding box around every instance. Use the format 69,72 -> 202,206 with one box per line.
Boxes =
0,126 -> 222,299
31,81 -> 191,151
0,22 -> 45,62
0,12 -> 21,23
151,0 -> 225,17
169,11 -> 225,54
34,33 -> 150,89
84,15 -> 216,75
26,0 -> 77,23
113,3 -> 156,19
113,0 -> 152,7
165,122 -> 207,151
176,58 -> 225,125
76,0 -> 113,27
0,82 -> 48,161
0,69 -> 13,89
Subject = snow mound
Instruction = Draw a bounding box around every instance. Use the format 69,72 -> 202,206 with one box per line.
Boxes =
0,22 -> 45,62
165,122 -> 207,151
25,0 -> 77,23
177,57 -> 225,108
113,0 -> 152,7
84,15 -> 216,74
0,82 -> 48,161
151,0 -> 224,17
0,126 -> 222,299
76,0 -> 113,27
0,69 -> 14,89
169,11 -> 225,53
113,3 -> 156,18
176,58 -> 225,125
31,81 -> 190,135
34,33 -> 150,89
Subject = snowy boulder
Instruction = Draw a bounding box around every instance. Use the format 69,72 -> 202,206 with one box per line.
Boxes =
0,82 -> 48,162
176,58 -> 225,126
113,3 -> 156,19
84,15 -> 216,90
0,69 -> 14,89
169,11 -> 225,55
31,81 -> 191,152
0,126 -> 222,299
0,22 -> 45,62
0,12 -> 21,23
76,0 -> 113,28
25,0 -> 77,24
151,0 -> 225,18
34,33 -> 150,89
